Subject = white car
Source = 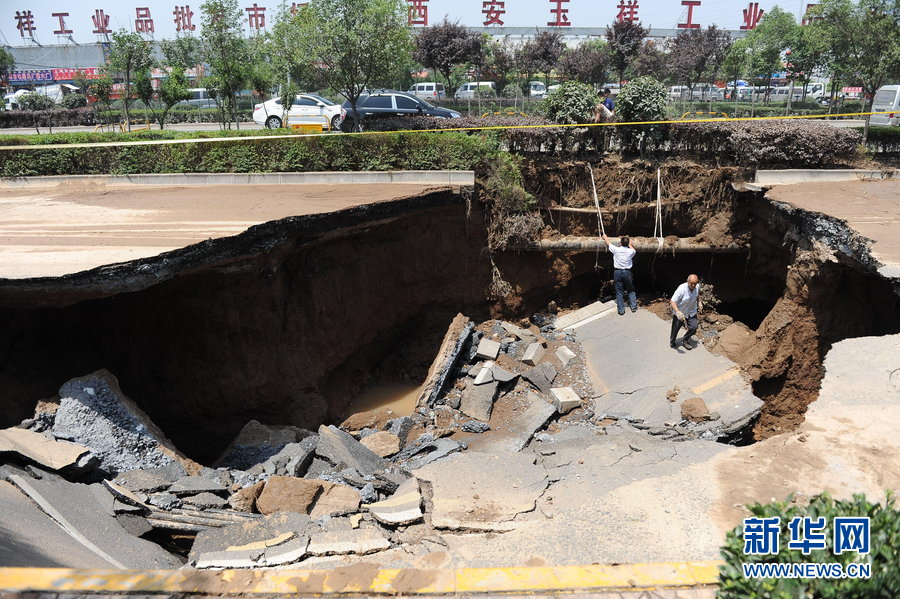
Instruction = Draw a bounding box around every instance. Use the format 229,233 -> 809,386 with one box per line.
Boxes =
252,94 -> 345,130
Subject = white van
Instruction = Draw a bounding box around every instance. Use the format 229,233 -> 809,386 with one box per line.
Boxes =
407,82 -> 445,99
179,88 -> 217,109
455,81 -> 496,99
870,85 -> 900,126
529,81 -> 547,98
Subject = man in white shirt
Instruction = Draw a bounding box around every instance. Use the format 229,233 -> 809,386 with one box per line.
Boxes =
669,274 -> 701,349
602,233 -> 637,315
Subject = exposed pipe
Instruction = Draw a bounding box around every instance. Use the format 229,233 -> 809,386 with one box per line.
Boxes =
511,236 -> 747,253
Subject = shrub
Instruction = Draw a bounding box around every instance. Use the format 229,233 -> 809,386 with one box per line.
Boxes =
17,93 -> 56,112
860,126 -> 900,154
542,81 -> 597,125
60,94 -> 88,109
615,76 -> 669,156
479,152 -> 541,250
719,492 -> 900,598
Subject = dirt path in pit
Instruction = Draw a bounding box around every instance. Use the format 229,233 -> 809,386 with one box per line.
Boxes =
0,183 -> 448,279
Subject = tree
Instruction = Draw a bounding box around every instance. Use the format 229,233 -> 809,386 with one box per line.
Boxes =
295,0 -> 411,132
606,20 -> 648,85
518,31 -> 565,86
18,93 -> 55,134
615,76 -> 668,157
742,7 -> 797,100
278,81 -> 300,127
558,40 -> 608,87
486,38 -> 516,93
816,0 -> 900,139
90,73 -> 115,127
785,20 -> 828,99
245,35 -> 276,99
107,30 -> 153,131
0,48 -> 14,93
414,19 -> 483,94
629,40 -> 668,82
722,38 -> 751,101
669,25 -> 732,99
201,0 -> 250,129
157,68 -> 193,128
161,36 -> 203,70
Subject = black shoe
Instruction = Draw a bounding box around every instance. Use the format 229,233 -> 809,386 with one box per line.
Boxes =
684,339 -> 696,350
618,311 -> 625,316
631,307 -> 637,313
670,341 -> 678,349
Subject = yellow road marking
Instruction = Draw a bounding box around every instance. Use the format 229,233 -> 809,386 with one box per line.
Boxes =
692,367 -> 741,395
0,561 -> 723,594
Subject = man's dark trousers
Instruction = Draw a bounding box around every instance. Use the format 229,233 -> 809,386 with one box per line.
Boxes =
613,268 -> 637,315
670,314 -> 698,346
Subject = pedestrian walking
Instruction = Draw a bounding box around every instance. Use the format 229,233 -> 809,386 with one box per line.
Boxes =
670,274 -> 701,349
603,233 -> 637,315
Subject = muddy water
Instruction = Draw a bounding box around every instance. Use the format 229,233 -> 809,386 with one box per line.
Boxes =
342,382 -> 422,420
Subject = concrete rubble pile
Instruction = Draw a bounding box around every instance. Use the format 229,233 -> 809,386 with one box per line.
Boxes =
0,307 -> 757,570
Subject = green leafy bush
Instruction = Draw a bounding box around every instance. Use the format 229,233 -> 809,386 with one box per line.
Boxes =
615,76 -> 669,156
17,93 -> 56,112
719,492 -> 900,599
542,81 -> 597,125
860,126 -> 900,153
60,94 -> 88,110
480,152 -> 541,250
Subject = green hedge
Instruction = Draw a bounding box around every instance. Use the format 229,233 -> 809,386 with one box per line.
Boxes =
859,126 -> 900,153
0,130 -> 498,176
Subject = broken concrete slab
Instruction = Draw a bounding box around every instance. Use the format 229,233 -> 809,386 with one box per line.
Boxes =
522,363 -> 557,396
414,451 -> 548,532
459,380 -> 498,422
385,417 -> 417,445
168,475 -> 227,497
214,419 -> 312,470
249,436 -> 318,477
467,392 -> 557,454
501,321 -> 536,342
195,533 -> 310,569
189,511 -> 311,563
310,482 -> 361,519
553,300 -> 616,330
50,370 -> 200,476
102,479 -> 149,508
112,469 -> 172,494
366,478 -> 422,525
475,338 -> 501,360
359,431 -> 400,458
416,314 -> 474,408
148,492 -> 181,510
183,492 -> 229,509
522,343 -> 545,366
256,476 -> 322,516
316,425 -> 388,477
0,427 -> 93,472
116,513 -> 153,537
473,362 -> 495,385
404,438 -> 465,471
307,526 -> 391,556
550,387 -> 582,414
556,346 -> 577,367
1,465 -> 181,569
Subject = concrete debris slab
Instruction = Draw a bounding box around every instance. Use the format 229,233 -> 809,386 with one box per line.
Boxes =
459,380 -> 498,421
50,370 -> 200,476
501,321 -> 536,341
522,363 -> 557,396
475,338 -> 501,360
183,492 -> 229,509
309,481 -> 361,518
556,346 -> 578,367
168,475 -> 227,496
112,469 -> 172,493
307,526 -> 391,556
414,451 -> 548,532
146,461 -> 188,483
316,425 -> 389,478
366,478 -> 422,525
0,427 -> 92,471
473,363 -> 495,385
148,492 -> 181,510
249,436 -> 318,477
359,431 -> 401,458
349,513 -> 363,529
404,438 -> 465,471
681,397 -> 711,422
189,511 -> 311,563
385,417 -> 417,445
522,343 -> 546,366
102,479 -> 149,508
256,476 -> 322,516
553,301 -> 616,330
461,421 -> 490,433
229,480 -> 265,513
416,314 -> 474,408
214,420 -> 311,470
467,392 -> 557,454
489,364 -> 518,383
1,465 -> 181,569
550,387 -> 582,414
116,513 -> 153,537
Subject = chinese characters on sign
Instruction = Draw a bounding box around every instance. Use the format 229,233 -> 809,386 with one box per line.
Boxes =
92,9 -> 112,35
173,6 -> 196,32
408,0 -> 428,26
801,3 -> 822,26
616,0 -> 639,23
740,2 -> 763,30
677,0 -> 701,28
15,10 -> 36,38
482,0 -> 505,26
547,0 -> 571,26
743,517 -> 871,556
246,3 -> 266,30
136,7 -> 155,34
53,12 -> 73,35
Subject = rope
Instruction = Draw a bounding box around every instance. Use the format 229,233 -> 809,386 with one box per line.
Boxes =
654,167 -> 664,252
588,164 -> 606,270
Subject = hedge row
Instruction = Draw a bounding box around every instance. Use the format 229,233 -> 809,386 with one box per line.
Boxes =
861,126 -> 900,153
0,106 -> 254,128
0,131 -> 498,177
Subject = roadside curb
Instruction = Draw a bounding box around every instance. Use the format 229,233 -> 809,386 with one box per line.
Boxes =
0,170 -> 475,188
0,562 -> 722,594
754,169 -> 898,185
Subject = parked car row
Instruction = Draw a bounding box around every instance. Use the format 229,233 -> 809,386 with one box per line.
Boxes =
339,89 -> 461,132
251,94 -> 345,130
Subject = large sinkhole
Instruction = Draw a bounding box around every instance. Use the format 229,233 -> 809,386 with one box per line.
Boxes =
0,162 -> 898,463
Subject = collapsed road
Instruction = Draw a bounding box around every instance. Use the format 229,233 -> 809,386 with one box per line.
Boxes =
0,163 -> 898,579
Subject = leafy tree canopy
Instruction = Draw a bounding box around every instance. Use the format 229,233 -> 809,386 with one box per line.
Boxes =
414,18 -> 484,91
606,20 -> 648,85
